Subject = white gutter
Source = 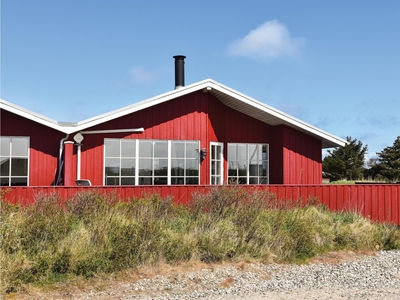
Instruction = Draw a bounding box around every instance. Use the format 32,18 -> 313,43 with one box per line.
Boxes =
80,128 -> 144,135
73,128 -> 144,181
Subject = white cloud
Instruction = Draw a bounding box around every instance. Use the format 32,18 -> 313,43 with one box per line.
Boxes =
130,66 -> 159,84
227,20 -> 304,61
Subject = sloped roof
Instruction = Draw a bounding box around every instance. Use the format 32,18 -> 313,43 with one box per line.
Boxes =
0,79 -> 346,148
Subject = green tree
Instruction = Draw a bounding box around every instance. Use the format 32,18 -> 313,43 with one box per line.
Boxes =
364,156 -> 382,180
375,136 -> 400,182
323,136 -> 368,181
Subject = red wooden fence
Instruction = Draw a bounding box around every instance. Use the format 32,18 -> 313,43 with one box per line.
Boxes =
2,185 -> 399,225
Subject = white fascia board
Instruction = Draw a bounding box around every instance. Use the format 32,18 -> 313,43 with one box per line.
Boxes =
208,81 -> 347,148
1,80 -> 347,148
64,80 -> 213,134
0,99 -> 68,133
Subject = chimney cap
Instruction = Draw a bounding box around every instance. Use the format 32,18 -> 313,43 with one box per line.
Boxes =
173,55 -> 186,59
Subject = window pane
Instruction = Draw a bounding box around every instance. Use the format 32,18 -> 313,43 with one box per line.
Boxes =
105,140 -> 120,157
0,158 -> 10,176
238,177 -> 247,184
105,158 -> 120,176
171,177 -> 184,184
228,144 -> 236,161
121,140 -> 135,157
171,159 -> 184,176
249,161 -> 260,176
249,144 -> 257,161
216,145 -> 222,158
262,161 -> 268,176
139,141 -> 153,157
237,145 -> 247,161
228,160 -> 237,176
211,147 -> 216,159
11,158 -> 28,176
186,177 -> 198,184
106,177 -> 119,185
228,177 -> 236,184
186,159 -> 199,176
262,145 -> 268,160
249,177 -> 258,184
186,142 -> 198,159
154,177 -> 167,185
211,176 -> 216,185
211,161 -> 215,173
121,158 -> 135,176
0,137 -> 10,156
154,141 -> 167,157
216,161 -> 221,174
1,177 -> 9,186
154,159 -> 168,176
12,137 -> 29,156
11,177 -> 27,186
171,142 -> 184,158
228,171 -> 237,177
139,177 -> 152,185
139,158 -> 152,176
238,161 -> 247,175
121,177 -> 135,185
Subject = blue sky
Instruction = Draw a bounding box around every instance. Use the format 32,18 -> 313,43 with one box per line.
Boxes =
1,0 -> 399,159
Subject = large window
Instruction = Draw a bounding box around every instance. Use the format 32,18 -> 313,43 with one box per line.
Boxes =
104,139 -> 136,185
228,143 -> 268,184
0,136 -> 29,186
104,139 -> 200,185
171,141 -> 199,184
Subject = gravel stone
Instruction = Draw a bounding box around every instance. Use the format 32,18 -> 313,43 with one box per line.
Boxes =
13,250 -> 400,299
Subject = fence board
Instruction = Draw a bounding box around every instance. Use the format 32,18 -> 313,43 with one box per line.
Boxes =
2,184 -> 399,225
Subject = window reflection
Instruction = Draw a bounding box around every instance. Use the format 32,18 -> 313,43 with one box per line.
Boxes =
105,139 -> 200,186
0,137 -> 29,186
228,143 -> 269,185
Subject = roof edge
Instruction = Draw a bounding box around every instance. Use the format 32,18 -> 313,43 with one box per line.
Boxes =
1,80 -> 347,148
0,99 -> 69,133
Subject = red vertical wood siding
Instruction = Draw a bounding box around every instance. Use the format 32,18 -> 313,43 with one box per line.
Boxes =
3,90 -> 325,186
279,125 -> 322,184
74,92 -> 278,185
3,185 -> 400,225
75,92 -> 211,185
1,110 -> 65,185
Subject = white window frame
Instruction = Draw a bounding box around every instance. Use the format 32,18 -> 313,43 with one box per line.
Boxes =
210,142 -> 224,185
0,136 -> 30,186
227,143 -> 269,185
104,139 -> 200,186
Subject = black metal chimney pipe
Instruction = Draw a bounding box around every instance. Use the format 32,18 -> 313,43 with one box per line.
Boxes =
173,55 -> 186,89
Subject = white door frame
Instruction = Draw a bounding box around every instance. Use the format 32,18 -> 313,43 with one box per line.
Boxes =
210,142 -> 224,185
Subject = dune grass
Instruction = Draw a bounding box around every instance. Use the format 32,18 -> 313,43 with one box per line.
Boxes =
1,186 -> 399,293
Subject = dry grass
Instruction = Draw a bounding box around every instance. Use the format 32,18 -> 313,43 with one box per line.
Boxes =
1,186 -> 399,295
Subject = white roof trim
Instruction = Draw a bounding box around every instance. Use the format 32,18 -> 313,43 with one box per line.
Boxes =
0,99 -> 68,133
1,79 -> 346,148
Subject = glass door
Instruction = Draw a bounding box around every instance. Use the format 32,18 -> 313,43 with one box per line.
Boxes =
210,142 -> 223,185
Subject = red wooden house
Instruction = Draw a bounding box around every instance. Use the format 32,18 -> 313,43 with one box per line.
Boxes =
1,56 -> 345,187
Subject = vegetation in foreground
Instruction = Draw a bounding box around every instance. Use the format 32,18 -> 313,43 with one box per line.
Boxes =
1,186 -> 399,294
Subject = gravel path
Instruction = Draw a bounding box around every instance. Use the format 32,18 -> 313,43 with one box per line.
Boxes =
9,250 -> 400,300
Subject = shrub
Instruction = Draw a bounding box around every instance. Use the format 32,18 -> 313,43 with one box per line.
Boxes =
1,186 -> 399,293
